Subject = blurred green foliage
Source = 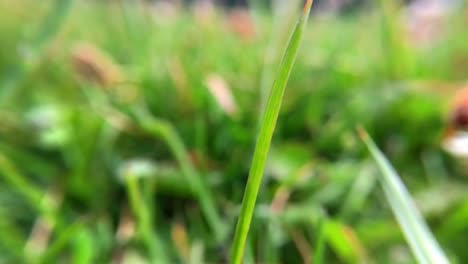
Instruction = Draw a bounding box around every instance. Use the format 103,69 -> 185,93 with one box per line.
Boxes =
0,0 -> 468,263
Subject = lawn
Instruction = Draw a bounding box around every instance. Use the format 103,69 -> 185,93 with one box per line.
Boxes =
0,0 -> 468,263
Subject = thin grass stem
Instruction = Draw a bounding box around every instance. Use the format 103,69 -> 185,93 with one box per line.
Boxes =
230,1 -> 313,263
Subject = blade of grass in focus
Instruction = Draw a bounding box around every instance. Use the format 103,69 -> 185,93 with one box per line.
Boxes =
358,127 -> 449,264
230,1 -> 314,263
258,0 -> 301,120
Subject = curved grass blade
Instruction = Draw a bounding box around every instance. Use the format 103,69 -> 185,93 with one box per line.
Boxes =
258,0 -> 301,122
358,127 -> 449,264
0,154 -> 43,208
134,111 -> 226,243
125,171 -> 168,262
230,1 -> 314,263
311,215 -> 326,264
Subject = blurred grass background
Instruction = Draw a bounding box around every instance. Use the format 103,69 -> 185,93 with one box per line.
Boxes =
0,0 -> 468,263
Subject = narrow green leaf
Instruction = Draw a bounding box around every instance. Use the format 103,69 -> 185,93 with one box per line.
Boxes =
71,229 -> 94,264
39,220 -> 85,264
358,127 -> 449,264
0,0 -> 73,104
34,0 -> 74,47
312,216 -> 326,264
230,1 -> 314,263
135,111 -> 226,242
323,220 -> 363,263
125,172 -> 168,262
0,154 -> 43,208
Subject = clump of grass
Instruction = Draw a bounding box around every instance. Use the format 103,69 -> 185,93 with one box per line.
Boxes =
124,167 -> 168,262
0,0 -> 73,104
134,110 -> 226,242
1,0 -> 468,262
230,1 -> 314,263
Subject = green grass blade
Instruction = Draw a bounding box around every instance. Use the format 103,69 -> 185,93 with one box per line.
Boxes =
38,220 -> 86,264
125,172 -> 167,262
258,0 -> 301,121
135,111 -> 226,242
311,216 -> 326,264
358,127 -> 449,264
34,0 -> 74,47
230,1 -> 314,263
0,154 -> 43,208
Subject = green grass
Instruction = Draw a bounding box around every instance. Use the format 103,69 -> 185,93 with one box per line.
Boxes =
230,1 -> 313,263
359,127 -> 450,264
0,0 -> 468,263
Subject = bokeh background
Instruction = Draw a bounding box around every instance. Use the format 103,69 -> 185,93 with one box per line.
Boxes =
0,0 -> 468,263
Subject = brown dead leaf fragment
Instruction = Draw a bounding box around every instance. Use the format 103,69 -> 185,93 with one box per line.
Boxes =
442,85 -> 468,161
290,229 -> 312,264
340,224 -> 369,262
116,206 -> 136,243
24,187 -> 63,257
226,8 -> 256,41
24,218 -> 53,257
271,187 -> 290,214
449,86 -> 468,131
171,222 -> 190,262
192,0 -> 216,26
71,42 -> 140,104
71,42 -> 124,88
404,0 -> 453,46
205,74 -> 238,117
168,58 -> 192,112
